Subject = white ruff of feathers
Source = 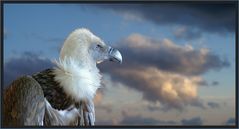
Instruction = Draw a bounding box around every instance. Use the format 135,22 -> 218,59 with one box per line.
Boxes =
52,28 -> 104,101
53,58 -> 101,101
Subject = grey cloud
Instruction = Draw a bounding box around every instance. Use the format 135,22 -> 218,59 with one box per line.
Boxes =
147,104 -> 161,112
212,81 -> 219,86
95,104 -> 113,113
225,117 -> 235,125
181,117 -> 203,125
120,111 -> 177,125
4,52 -> 53,87
207,102 -> 220,109
120,115 -> 160,125
101,64 -> 205,110
190,99 -> 206,109
95,120 -> 115,125
92,3 -> 236,33
198,80 -> 209,86
116,34 -> 229,76
120,115 -> 177,125
156,98 -> 205,112
173,26 -> 202,40
199,80 -> 219,87
99,33 -> 227,110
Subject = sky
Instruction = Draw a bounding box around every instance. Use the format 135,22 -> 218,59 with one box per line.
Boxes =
3,2 -> 237,126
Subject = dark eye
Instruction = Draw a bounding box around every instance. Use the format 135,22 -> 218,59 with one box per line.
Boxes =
97,44 -> 103,48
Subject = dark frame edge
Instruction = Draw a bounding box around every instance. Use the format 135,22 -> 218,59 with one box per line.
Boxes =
0,0 -> 238,128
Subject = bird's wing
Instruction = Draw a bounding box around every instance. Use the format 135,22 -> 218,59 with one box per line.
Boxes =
3,76 -> 45,127
32,69 -> 75,110
80,100 -> 95,126
44,99 -> 80,126
3,75 -> 81,127
32,69 -> 96,126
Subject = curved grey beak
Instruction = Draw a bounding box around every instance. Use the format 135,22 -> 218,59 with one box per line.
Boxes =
108,46 -> 122,64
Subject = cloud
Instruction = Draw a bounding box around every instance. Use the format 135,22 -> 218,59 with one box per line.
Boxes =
95,120 -> 115,125
92,3 -> 236,33
225,117 -> 235,125
99,33 -> 228,110
4,52 -> 53,87
212,81 -> 219,86
198,80 -> 209,86
181,117 -> 203,125
96,104 -> 113,114
120,110 -> 177,125
198,80 -> 219,87
117,34 -> 229,76
120,115 -> 176,125
173,26 -> 202,40
94,91 -> 104,104
111,66 -> 203,110
207,102 -> 220,109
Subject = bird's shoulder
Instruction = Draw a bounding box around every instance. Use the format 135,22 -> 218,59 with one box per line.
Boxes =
32,69 -> 75,110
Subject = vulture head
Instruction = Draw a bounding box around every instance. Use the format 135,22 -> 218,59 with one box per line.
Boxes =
54,28 -> 122,101
60,28 -> 122,65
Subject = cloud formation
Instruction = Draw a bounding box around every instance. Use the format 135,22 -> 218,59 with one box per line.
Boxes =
207,102 -> 220,109
107,34 -> 229,76
111,66 -> 202,110
4,52 -> 53,87
120,114 -> 177,125
93,3 -> 236,33
173,26 -> 202,40
120,110 -> 177,125
225,117 -> 235,125
99,33 -> 229,110
198,80 -> 219,87
212,81 -> 219,86
181,117 -> 203,125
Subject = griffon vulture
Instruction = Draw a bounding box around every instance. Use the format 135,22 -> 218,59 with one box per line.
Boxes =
3,28 -> 122,126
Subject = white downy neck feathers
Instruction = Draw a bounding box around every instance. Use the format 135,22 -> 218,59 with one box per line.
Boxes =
53,58 -> 101,101
53,28 -> 102,101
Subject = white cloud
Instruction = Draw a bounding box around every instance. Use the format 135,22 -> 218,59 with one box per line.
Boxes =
114,66 -> 202,109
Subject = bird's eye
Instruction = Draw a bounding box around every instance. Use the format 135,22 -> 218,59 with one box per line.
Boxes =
97,44 -> 103,49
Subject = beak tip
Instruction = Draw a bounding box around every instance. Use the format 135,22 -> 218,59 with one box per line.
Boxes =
118,54 -> 122,64
108,47 -> 122,64
115,50 -> 122,64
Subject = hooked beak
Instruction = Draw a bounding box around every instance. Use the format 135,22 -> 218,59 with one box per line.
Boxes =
108,46 -> 122,64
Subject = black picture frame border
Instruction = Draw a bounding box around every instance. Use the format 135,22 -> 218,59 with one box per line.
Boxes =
0,0 -> 238,128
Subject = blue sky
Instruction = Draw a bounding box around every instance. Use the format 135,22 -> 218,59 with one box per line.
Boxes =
3,3 -> 236,125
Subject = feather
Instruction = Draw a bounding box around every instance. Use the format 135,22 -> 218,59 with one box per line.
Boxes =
53,57 -> 102,101
3,76 -> 45,126
44,99 -> 79,126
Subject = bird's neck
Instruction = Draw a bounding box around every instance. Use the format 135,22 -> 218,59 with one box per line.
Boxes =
53,57 -> 101,101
